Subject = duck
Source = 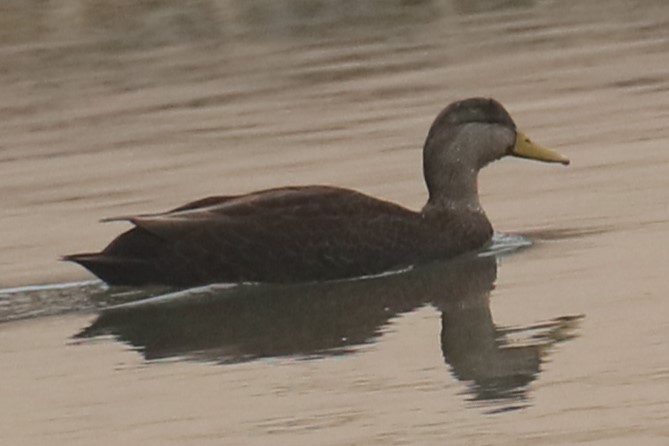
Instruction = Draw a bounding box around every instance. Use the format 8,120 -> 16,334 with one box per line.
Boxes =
64,98 -> 569,287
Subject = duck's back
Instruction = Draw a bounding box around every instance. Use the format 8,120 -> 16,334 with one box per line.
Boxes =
65,186 -> 491,286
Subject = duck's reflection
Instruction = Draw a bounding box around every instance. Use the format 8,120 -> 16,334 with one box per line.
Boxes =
77,252 -> 580,407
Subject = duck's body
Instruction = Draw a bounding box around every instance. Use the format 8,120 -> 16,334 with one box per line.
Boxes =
66,186 -> 491,286
65,98 -> 569,287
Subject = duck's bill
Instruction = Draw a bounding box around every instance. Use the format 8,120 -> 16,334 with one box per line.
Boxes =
512,130 -> 570,165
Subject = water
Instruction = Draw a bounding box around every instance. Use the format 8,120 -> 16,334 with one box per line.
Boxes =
1,1 -> 668,444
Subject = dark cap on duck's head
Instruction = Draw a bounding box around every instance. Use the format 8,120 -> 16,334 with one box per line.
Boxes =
428,97 -> 516,135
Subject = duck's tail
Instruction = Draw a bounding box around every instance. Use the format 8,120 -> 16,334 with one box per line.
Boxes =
63,223 -> 169,286
62,253 -> 156,286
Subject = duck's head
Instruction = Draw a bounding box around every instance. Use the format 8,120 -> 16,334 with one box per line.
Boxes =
423,98 -> 569,207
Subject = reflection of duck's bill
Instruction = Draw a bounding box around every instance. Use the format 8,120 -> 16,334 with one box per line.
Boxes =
512,130 -> 570,165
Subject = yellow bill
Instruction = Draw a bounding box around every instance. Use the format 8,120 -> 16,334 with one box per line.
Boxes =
512,130 -> 570,165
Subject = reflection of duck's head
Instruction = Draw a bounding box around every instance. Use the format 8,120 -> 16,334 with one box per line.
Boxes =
423,98 -> 569,209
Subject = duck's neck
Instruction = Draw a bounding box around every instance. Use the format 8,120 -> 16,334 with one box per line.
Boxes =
421,122 -> 492,215
422,165 -> 483,214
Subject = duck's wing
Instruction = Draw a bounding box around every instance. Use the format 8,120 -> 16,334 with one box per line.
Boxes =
99,194 -> 241,223
64,186 -> 437,287
167,195 -> 242,212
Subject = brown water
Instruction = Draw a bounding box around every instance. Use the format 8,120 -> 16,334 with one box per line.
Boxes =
1,0 -> 669,444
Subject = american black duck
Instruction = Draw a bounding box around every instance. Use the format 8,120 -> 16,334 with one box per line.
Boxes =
65,98 -> 569,287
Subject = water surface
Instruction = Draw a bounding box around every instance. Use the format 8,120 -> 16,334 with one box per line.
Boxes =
1,1 -> 668,445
